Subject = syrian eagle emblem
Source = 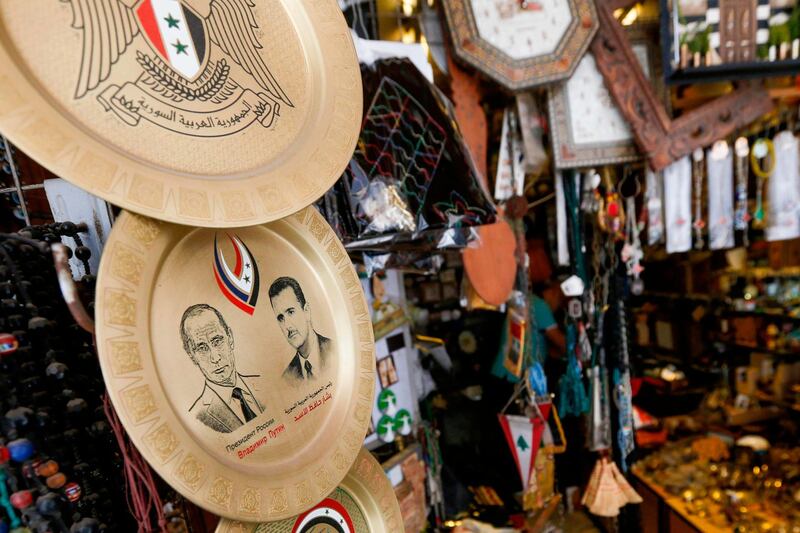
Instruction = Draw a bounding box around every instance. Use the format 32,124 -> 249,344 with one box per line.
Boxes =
61,0 -> 294,136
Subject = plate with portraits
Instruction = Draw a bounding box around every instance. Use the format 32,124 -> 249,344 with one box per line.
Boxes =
95,207 -> 375,521
215,447 -> 402,533
0,0 -> 361,227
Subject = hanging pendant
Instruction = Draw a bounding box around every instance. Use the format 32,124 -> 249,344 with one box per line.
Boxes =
734,137 -> 751,245
750,138 -> 775,230
692,148 -> 706,249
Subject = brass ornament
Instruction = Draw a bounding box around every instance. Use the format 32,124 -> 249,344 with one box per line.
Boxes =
0,0 -> 362,227
96,208 -> 376,521
215,448 -> 403,533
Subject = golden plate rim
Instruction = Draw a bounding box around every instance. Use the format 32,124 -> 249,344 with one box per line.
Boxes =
95,208 -> 376,521
0,0 -> 362,228
215,447 -> 403,533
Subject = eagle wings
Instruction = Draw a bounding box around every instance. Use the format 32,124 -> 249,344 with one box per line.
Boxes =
62,0 -> 293,106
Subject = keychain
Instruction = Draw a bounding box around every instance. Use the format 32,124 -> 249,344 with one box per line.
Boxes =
750,137 -> 775,229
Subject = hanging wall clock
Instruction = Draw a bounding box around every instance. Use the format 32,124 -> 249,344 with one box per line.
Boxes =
95,207 -> 375,521
548,23 -> 666,169
441,0 -> 598,91
215,448 -> 403,533
0,0 -> 361,227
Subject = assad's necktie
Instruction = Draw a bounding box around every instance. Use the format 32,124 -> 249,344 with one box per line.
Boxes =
232,387 -> 257,422
304,359 -> 314,379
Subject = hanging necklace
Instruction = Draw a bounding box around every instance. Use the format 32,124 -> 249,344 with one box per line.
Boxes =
734,137 -> 751,245
750,137 -> 775,230
692,148 -> 706,249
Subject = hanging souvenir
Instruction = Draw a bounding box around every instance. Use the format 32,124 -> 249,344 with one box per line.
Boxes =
555,171 -> 570,267
216,448 -> 403,533
498,409 -> 549,491
95,209 -> 374,521
516,93 -> 548,174
462,220 -> 517,306
645,168 -> 665,246
766,131 -> 800,242
691,148 -> 706,249
504,307 -> 527,378
750,137 -> 776,229
707,140 -> 735,250
582,457 -> 642,518
558,324 -> 589,417
494,108 -> 525,201
664,156 -> 692,254
614,299 -> 636,469
621,196 -> 644,293
345,59 -> 496,242
598,168 -> 625,240
734,137 -> 752,245
588,272 -> 611,451
564,171 -> 588,282
0,1 -> 360,227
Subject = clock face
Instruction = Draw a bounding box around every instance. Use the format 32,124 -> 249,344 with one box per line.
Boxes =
442,0 -> 598,90
567,53 -> 633,145
472,0 -> 574,59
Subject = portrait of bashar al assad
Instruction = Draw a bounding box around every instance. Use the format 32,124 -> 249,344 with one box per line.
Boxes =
269,277 -> 334,382
180,304 -> 267,433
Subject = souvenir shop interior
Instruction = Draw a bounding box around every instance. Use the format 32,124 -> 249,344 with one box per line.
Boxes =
0,0 -> 798,532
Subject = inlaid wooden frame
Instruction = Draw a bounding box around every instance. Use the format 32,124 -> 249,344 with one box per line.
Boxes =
549,23 -> 665,168
591,0 -> 773,171
441,0 -> 599,91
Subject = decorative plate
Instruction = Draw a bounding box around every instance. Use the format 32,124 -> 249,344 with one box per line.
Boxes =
0,0 -> 361,227
215,447 -> 403,533
462,220 -> 516,306
441,0 -> 598,91
95,207 -> 375,521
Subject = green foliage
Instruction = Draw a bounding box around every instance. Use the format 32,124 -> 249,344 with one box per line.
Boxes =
687,24 -> 712,54
769,23 -> 791,46
790,3 -> 800,40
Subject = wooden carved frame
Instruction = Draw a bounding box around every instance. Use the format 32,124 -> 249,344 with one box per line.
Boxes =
591,0 -> 773,171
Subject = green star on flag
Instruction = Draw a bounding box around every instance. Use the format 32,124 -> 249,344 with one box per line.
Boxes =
164,14 -> 180,29
517,435 -> 529,451
172,39 -> 189,55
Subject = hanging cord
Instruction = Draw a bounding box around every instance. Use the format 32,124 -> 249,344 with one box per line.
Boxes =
104,393 -> 167,532
563,171 -> 587,283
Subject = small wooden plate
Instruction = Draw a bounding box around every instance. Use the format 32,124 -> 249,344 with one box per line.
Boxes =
95,208 -> 375,521
463,220 -> 517,306
0,0 -> 361,227
215,447 -> 403,533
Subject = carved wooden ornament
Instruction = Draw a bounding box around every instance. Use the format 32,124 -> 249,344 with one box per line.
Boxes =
590,0 -> 773,171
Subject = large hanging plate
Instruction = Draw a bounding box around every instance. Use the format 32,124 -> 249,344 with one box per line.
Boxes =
216,447 -> 402,533
95,207 -> 375,521
0,0 -> 361,227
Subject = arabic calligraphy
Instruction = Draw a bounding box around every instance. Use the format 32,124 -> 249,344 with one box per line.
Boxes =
285,381 -> 334,422
97,82 -> 277,137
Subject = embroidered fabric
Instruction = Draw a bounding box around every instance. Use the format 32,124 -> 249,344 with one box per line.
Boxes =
707,143 -> 735,250
664,157 -> 692,254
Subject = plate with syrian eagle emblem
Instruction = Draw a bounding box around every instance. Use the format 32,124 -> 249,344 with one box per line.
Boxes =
95,207 -> 375,520
0,0 -> 361,227
215,448 -> 402,533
